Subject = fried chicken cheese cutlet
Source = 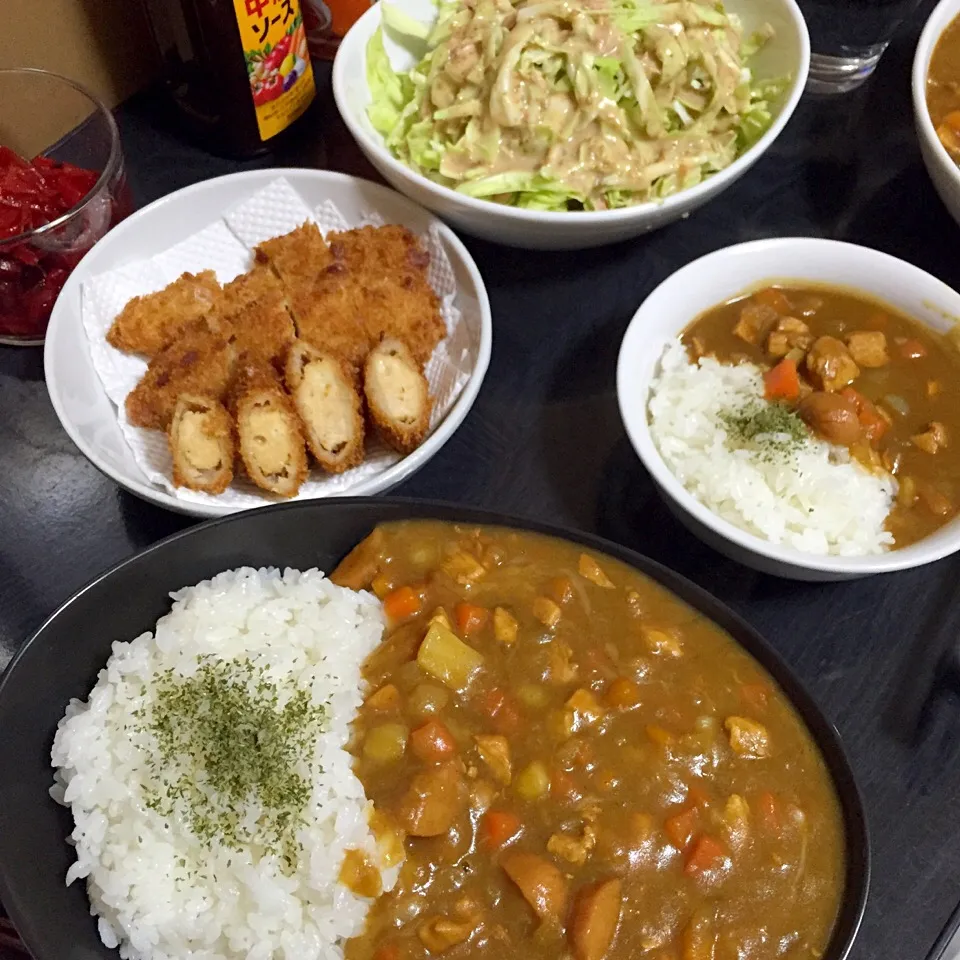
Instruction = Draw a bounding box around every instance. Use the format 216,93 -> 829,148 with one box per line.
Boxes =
107,270 -> 223,356
363,337 -> 432,454
284,340 -> 365,473
254,221 -> 332,285
221,266 -> 295,366
168,395 -> 234,494
230,359 -> 308,498
125,318 -> 235,430
286,262 -> 373,368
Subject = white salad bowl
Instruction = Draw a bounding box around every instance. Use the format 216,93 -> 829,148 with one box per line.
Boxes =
617,237 -> 960,581
913,0 -> 960,228
332,0 -> 810,250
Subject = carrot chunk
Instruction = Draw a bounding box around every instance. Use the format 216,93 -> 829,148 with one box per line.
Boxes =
684,834 -> 726,875
455,602 -> 490,636
897,338 -> 928,360
763,357 -> 800,401
757,790 -> 779,831
479,809 -> 522,849
383,585 -> 421,621
664,807 -> 699,850
410,720 -> 457,762
840,387 -> 888,442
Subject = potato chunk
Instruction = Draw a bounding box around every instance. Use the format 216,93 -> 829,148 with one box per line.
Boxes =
846,330 -> 889,368
724,716 -> 771,758
805,336 -> 860,392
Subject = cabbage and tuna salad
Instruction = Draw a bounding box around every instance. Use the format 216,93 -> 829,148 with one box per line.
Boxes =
366,0 -> 787,211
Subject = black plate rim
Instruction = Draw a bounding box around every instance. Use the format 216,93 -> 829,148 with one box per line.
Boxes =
0,496 -> 870,960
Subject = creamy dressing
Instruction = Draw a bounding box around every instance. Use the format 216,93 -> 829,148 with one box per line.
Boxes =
407,0 -> 764,207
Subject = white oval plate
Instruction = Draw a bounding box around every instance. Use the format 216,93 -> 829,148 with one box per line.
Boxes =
44,169 -> 493,518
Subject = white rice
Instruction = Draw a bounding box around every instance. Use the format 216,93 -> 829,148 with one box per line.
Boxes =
649,341 -> 897,555
51,567 -> 396,960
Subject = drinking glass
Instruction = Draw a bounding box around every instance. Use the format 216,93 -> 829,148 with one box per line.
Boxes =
800,0 -> 926,93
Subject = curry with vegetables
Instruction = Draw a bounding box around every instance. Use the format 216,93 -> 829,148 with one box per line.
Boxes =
332,521 -> 845,960
928,13 -> 960,163
683,285 -> 960,546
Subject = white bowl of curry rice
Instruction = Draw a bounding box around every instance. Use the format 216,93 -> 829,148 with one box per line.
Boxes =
914,0 -> 960,227
618,237 -> 960,580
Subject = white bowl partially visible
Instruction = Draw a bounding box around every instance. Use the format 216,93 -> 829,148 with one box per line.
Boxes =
913,0 -> 960,227
332,0 -> 810,250
44,169 -> 493,519
617,237 -> 960,581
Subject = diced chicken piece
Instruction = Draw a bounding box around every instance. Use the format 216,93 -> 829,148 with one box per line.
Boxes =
722,794 -> 750,849
493,607 -> 518,645
569,878 -> 622,960
641,626 -> 683,658
441,551 -> 486,584
547,640 -> 578,683
578,554 -> 615,588
846,330 -> 889,368
500,852 -> 568,921
547,824 -> 597,865
911,421 -> 948,454
928,380 -> 942,398
533,596 -> 562,628
724,716 -> 771,758
474,734 -> 512,784
398,760 -> 466,836
564,689 -> 603,735
331,528 -> 384,590
805,336 -> 860,392
732,302 -> 778,345
766,316 -> 813,358
418,915 -> 478,953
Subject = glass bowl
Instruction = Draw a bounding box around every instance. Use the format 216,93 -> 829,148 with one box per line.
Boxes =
0,68 -> 133,346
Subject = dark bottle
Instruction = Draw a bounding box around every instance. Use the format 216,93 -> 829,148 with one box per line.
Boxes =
141,0 -> 317,159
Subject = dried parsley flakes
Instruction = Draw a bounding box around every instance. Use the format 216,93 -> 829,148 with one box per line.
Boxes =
139,657 -> 325,871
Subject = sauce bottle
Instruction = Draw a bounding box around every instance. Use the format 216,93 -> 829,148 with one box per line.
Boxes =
141,0 -> 317,159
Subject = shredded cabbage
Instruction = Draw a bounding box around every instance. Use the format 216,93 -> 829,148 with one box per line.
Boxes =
367,0 -> 788,211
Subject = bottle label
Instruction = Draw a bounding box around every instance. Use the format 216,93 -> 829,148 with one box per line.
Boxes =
234,0 -> 316,141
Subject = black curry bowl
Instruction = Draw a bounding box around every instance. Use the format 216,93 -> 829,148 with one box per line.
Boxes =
0,498 -> 870,960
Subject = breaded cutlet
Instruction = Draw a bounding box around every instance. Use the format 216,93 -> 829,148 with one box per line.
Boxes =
107,270 -> 223,357
125,318 -> 235,430
254,222 -> 332,286
363,337 -> 431,454
325,225 -> 444,364
222,264 -> 287,314
230,359 -> 308,498
286,262 -> 373,368
360,274 -> 446,366
168,394 -> 234,494
285,340 -> 365,473
327,225 -> 432,276
220,265 -> 296,366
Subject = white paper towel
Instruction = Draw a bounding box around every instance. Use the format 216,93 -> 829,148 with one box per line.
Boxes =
80,178 -> 473,508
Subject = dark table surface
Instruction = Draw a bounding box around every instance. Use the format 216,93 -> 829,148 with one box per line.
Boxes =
4,6 -> 960,959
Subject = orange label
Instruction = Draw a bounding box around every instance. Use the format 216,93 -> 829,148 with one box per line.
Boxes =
234,0 -> 316,141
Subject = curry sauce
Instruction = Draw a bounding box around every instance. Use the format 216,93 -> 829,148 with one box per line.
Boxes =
927,13 -> 960,161
683,285 -> 960,547
333,521 -> 845,960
